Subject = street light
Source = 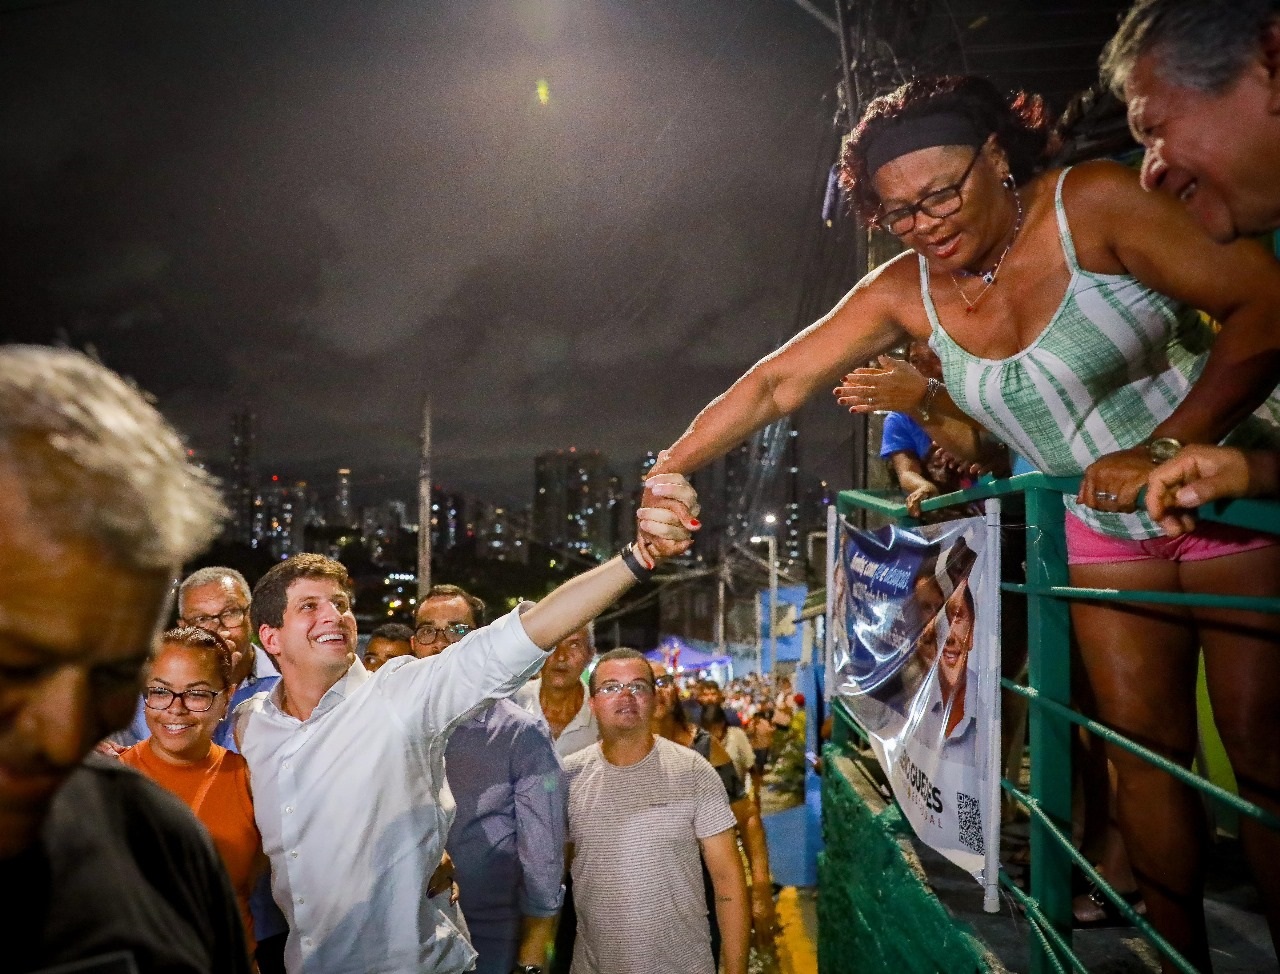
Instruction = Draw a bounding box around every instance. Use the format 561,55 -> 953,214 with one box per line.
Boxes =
750,533 -> 778,676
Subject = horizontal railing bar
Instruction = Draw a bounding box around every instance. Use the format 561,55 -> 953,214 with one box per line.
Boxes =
1002,784 -> 1202,974
1002,682 -> 1280,829
1002,582 -> 1280,615
838,473 -> 1280,537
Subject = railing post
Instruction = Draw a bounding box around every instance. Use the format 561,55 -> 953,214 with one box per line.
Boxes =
1024,484 -> 1074,972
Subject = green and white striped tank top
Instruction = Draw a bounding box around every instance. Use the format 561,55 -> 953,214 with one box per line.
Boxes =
921,167 -> 1280,540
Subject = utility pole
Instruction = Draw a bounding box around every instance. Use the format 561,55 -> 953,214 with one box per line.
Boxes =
716,560 -> 727,660
751,533 -> 779,674
417,399 -> 432,600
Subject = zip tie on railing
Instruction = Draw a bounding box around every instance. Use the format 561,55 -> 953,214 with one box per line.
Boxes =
1001,782 -> 1204,974
1003,581 -> 1280,615
1001,682 -> 1280,829
995,873 -> 1079,974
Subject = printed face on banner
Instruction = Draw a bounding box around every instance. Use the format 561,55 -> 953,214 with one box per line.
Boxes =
831,514 -> 996,884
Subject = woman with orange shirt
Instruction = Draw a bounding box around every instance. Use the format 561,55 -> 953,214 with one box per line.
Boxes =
120,627 -> 266,968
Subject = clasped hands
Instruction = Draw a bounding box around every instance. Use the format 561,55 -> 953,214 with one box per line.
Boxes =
634,467 -> 702,567
834,354 -> 928,415
1079,444 -> 1261,536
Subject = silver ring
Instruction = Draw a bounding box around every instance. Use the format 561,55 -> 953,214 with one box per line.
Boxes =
1094,490 -> 1118,502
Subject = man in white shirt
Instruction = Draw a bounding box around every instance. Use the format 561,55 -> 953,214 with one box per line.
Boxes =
234,480 -> 698,974
516,626 -> 600,759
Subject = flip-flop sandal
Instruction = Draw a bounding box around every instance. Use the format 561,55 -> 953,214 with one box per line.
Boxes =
1073,884 -> 1145,929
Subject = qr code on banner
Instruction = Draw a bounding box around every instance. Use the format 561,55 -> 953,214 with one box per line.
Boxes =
957,792 -> 983,855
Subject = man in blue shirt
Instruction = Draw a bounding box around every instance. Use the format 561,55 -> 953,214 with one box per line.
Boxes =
414,585 -> 567,974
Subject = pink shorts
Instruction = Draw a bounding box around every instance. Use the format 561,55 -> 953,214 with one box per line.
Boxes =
1065,512 -> 1279,566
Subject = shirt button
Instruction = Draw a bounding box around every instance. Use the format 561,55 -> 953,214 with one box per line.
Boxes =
285,806 -> 293,814
297,897 -> 305,905
291,850 -> 299,858
304,938 -> 313,947
282,761 -> 290,769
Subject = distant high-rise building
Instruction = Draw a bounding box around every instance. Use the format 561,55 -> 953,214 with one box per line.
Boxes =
534,448 -> 615,562
430,486 -> 468,556
229,412 -> 256,545
723,441 -> 754,544
784,426 -> 801,566
255,480 -> 308,560
336,468 -> 354,528
474,501 -> 529,563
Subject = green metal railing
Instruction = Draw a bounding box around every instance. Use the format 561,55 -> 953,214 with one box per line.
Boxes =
835,471 -> 1280,974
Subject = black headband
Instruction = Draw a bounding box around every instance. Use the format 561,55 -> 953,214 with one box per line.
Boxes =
862,113 -> 987,175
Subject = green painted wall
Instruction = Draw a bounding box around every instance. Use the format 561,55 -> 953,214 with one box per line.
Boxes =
818,748 -> 995,974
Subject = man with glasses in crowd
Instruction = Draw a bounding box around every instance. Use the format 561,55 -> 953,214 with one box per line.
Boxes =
563,648 -> 748,974
412,585 -> 566,974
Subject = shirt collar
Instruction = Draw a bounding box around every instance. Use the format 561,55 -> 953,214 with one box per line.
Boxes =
267,656 -> 367,719
243,644 -> 279,685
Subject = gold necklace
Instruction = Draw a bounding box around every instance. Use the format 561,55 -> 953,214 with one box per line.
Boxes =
950,190 -> 1023,313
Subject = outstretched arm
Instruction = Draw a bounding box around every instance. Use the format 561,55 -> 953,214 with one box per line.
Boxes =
520,477 -> 699,649
651,263 -> 914,481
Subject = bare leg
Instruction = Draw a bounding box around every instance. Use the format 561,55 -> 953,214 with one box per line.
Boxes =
1185,544 -> 1280,961
1071,558 -> 1208,973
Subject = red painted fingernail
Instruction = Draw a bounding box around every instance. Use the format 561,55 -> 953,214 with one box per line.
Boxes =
689,518 -> 701,528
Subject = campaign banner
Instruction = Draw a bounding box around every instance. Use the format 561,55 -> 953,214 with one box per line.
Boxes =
827,508 -> 1002,900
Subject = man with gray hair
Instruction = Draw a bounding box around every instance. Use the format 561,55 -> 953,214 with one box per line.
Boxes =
1101,1 -> 1280,526
1102,0 -> 1280,244
0,345 -> 251,972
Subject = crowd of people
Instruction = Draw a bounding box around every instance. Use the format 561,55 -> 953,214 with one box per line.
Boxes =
6,2 -> 1280,973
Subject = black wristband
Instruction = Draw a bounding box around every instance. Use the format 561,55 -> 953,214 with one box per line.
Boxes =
620,543 -> 655,582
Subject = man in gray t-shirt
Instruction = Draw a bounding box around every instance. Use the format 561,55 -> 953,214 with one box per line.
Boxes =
563,649 -> 747,974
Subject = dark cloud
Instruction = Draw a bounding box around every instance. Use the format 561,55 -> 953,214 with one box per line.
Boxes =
1,0 -> 848,505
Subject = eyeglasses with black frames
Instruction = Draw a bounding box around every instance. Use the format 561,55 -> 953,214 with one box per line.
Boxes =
413,622 -> 473,644
144,687 -> 223,712
874,149 -> 981,237
594,680 -> 655,698
185,606 -> 247,630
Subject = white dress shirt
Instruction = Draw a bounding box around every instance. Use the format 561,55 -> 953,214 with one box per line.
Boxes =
235,605 -> 547,974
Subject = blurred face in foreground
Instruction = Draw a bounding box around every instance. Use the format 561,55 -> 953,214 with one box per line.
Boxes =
0,473 -> 170,858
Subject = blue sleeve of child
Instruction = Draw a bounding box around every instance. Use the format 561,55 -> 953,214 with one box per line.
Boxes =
879,412 -> 933,460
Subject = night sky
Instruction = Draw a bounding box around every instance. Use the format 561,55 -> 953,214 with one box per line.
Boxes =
1,0 -> 854,506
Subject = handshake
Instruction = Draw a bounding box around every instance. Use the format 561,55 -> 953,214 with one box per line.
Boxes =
633,473 -> 702,569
